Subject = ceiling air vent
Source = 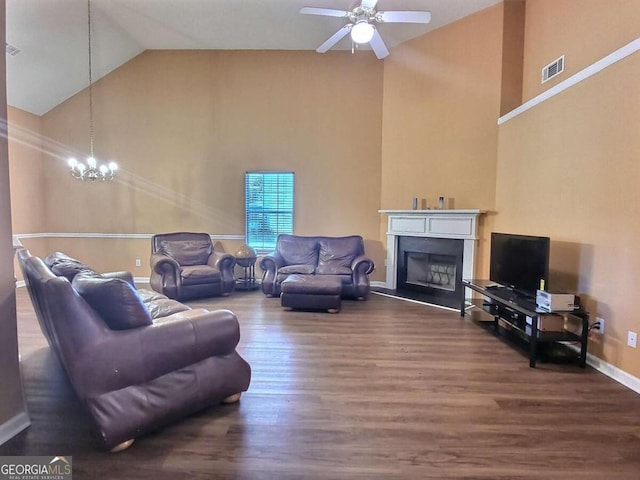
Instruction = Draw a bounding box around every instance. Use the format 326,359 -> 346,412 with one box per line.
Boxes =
541,55 -> 564,83
6,42 -> 21,57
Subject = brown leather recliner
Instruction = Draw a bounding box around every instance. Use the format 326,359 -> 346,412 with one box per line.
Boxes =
18,249 -> 251,452
150,232 -> 236,301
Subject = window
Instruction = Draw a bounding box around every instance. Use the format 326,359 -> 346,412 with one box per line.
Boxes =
245,171 -> 294,251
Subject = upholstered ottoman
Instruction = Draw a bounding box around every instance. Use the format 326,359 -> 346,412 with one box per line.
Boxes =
280,274 -> 342,313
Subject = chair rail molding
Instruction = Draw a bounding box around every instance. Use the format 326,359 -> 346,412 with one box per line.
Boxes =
498,37 -> 640,125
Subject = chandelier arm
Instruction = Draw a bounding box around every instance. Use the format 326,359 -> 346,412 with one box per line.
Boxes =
88,0 -> 94,159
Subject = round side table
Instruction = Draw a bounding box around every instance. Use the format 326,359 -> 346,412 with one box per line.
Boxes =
235,255 -> 260,291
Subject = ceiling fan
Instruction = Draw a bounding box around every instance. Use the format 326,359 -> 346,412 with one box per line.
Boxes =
300,0 -> 431,59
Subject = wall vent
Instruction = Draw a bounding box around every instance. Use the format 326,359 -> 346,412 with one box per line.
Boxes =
6,42 -> 21,57
541,55 -> 564,83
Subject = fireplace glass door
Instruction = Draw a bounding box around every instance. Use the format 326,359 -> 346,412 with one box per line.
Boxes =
397,236 -> 464,308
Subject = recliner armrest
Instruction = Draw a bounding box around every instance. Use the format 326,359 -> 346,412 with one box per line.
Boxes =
150,253 -> 180,274
72,308 -> 241,398
208,251 -> 236,271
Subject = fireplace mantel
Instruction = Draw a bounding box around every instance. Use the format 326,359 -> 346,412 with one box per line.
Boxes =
379,209 -> 485,291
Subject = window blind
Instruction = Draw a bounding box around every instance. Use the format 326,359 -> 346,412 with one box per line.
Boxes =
245,171 -> 294,251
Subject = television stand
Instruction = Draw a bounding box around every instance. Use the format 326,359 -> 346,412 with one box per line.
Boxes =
461,279 -> 589,368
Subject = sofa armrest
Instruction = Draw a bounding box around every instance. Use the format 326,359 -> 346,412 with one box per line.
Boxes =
351,255 -> 375,275
259,252 -> 285,272
72,308 -> 241,398
259,252 -> 285,296
350,255 -> 375,299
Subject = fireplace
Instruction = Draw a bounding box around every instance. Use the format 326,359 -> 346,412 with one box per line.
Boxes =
378,209 -> 484,309
397,236 -> 464,308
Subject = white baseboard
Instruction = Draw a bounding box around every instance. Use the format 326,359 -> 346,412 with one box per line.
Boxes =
0,411 -> 31,446
371,284 -> 640,395
583,351 -> 640,394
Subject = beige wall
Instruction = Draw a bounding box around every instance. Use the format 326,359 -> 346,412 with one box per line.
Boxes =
380,4 -> 515,278
496,0 -> 640,375
522,0 -> 640,101
28,50 -> 385,280
7,107 -> 45,234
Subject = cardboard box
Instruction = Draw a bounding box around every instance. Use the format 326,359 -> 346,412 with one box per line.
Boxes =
526,313 -> 566,332
526,313 -> 584,334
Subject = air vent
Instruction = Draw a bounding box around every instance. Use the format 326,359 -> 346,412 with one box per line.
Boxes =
541,55 -> 564,83
6,42 -> 21,57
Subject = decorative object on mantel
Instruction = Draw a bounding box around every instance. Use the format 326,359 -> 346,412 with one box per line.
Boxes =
67,0 -> 117,182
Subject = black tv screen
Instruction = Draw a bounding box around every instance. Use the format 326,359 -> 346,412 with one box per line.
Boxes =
489,232 -> 550,298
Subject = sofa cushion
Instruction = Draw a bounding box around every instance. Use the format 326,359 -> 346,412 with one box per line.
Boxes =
180,265 -> 221,286
278,264 -> 316,275
160,239 -> 212,266
45,252 -> 97,281
317,236 -> 363,272
146,298 -> 192,319
277,235 -> 319,266
72,274 -> 153,330
137,289 -> 169,303
316,264 -> 353,275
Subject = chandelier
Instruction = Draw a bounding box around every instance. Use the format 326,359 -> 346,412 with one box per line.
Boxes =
68,0 -> 117,181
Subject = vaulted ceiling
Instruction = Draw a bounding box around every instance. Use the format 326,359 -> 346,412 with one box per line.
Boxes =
6,0 -> 502,115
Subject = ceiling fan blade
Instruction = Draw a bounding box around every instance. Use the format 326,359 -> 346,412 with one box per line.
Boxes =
361,0 -> 379,9
316,25 -> 352,53
369,29 -> 389,59
300,7 -> 349,18
378,10 -> 432,24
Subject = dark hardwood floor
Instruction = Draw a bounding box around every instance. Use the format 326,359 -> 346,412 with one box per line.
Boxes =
2,287 -> 640,479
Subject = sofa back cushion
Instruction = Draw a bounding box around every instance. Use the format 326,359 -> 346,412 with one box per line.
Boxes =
317,236 -> 364,274
159,239 -> 212,266
277,235 -> 319,266
72,274 -> 153,330
45,252 -> 97,281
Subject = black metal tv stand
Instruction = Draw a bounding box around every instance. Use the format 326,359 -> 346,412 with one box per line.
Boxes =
461,279 -> 589,368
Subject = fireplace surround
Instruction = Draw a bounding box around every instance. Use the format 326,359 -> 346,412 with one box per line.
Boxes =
378,209 -> 484,309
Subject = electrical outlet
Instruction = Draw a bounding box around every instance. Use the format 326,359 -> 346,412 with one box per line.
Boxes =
628,331 -> 638,348
135,258 -> 141,267
595,316 -> 605,334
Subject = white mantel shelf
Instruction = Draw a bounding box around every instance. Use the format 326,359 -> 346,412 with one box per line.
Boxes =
379,209 -> 483,215
379,209 -> 485,291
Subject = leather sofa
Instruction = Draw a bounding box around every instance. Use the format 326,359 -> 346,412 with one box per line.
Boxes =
150,232 -> 236,301
259,234 -> 375,299
18,250 -> 251,452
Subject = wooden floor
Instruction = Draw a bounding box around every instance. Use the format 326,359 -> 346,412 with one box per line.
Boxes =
2,287 -> 640,479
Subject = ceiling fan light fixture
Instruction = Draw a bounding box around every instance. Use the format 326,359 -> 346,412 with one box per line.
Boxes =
350,21 -> 374,44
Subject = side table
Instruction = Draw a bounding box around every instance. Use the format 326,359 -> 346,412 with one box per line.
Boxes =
235,256 -> 260,291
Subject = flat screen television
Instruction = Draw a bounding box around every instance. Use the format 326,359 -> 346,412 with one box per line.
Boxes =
489,232 -> 550,298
